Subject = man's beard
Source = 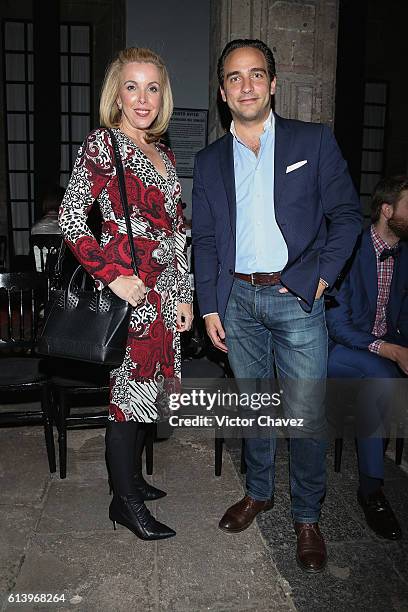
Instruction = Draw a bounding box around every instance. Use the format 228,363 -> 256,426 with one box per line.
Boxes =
388,215 -> 408,240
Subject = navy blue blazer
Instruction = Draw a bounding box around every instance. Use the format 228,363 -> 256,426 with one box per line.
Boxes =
326,227 -> 408,350
192,113 -> 362,321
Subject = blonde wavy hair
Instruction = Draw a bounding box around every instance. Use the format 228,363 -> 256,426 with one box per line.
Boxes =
99,47 -> 173,143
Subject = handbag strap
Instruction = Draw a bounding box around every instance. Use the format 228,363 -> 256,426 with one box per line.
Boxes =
107,128 -> 139,276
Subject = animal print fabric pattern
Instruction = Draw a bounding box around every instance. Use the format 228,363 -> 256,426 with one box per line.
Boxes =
59,128 -> 192,422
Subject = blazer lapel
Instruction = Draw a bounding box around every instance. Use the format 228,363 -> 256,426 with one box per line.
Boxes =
218,133 -> 236,237
360,229 -> 379,315
388,242 -> 408,326
274,114 -> 294,207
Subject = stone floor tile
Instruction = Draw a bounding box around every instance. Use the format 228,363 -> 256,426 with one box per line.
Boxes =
36,480 -> 111,534
0,429 -> 52,505
6,532 -> 157,612
0,505 -> 41,594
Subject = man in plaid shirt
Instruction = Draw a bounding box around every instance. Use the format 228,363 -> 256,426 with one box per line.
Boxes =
327,175 -> 408,540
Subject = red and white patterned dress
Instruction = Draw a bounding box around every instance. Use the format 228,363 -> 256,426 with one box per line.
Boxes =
59,128 -> 192,422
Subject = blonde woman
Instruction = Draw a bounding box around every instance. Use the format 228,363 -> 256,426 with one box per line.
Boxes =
59,48 -> 193,540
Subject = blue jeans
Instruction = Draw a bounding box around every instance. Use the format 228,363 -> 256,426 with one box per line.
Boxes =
224,278 -> 328,523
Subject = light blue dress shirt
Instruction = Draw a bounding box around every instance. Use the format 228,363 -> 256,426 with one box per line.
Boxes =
232,111 -> 288,273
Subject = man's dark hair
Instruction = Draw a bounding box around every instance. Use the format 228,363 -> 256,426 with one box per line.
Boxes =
217,39 -> 276,87
371,175 -> 408,223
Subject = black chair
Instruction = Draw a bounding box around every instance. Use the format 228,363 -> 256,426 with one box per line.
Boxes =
30,234 -> 63,275
49,363 -> 110,479
180,356 -> 236,476
395,437 -> 404,465
49,362 -> 155,479
335,436 -> 404,472
0,272 -> 56,473
215,437 -> 247,477
38,241 -> 155,480
30,234 -> 65,303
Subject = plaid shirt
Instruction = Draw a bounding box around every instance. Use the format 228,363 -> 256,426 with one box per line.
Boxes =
369,225 -> 398,354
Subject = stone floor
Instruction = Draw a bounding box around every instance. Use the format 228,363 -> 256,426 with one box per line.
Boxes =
228,437 -> 408,612
1,420 -> 408,611
0,425 -> 293,612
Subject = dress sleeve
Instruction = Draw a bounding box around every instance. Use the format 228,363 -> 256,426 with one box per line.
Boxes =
159,142 -> 193,304
175,198 -> 193,304
58,129 -> 121,288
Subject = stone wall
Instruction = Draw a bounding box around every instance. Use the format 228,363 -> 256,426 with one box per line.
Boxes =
209,0 -> 339,142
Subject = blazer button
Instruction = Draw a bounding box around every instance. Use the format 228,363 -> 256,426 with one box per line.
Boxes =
228,269 -> 233,275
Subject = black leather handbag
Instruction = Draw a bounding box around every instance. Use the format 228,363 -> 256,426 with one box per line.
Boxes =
38,128 -> 139,367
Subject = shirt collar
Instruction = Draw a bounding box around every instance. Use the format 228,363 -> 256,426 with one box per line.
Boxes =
370,224 -> 397,255
230,110 -> 274,143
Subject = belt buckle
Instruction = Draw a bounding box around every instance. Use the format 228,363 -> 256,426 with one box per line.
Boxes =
250,273 -> 255,286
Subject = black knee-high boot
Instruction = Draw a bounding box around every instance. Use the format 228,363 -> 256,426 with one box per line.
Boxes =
106,421 -> 138,496
106,421 -> 175,540
134,424 -> 167,500
107,423 -> 167,500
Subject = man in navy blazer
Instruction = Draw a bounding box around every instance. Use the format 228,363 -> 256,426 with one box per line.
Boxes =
192,39 -> 361,573
326,175 -> 408,541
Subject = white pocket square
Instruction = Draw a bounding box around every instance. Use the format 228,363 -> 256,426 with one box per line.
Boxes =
286,160 -> 308,174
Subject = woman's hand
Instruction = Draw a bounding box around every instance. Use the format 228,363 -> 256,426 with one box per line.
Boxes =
177,303 -> 193,332
108,275 -> 147,307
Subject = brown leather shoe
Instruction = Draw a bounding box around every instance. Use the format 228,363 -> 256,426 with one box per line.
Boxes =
294,522 -> 327,573
219,495 -> 274,533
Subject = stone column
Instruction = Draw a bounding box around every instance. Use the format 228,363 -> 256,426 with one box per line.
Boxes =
209,0 -> 339,142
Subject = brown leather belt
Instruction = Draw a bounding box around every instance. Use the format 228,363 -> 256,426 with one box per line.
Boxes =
234,272 -> 281,286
